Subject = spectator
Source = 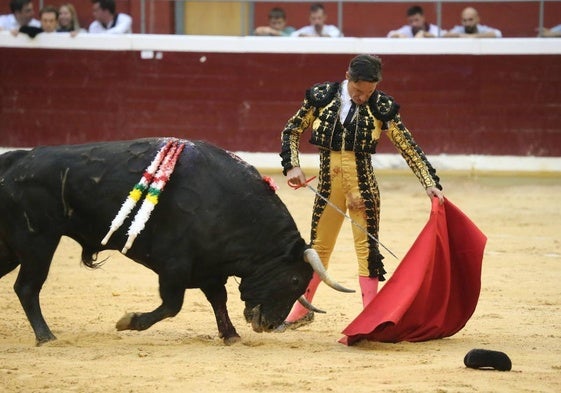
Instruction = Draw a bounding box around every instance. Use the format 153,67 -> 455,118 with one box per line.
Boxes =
39,5 -> 58,33
291,3 -> 342,37
58,3 -> 83,34
12,5 -> 57,38
0,0 -> 40,31
537,24 -> 561,37
444,7 -> 502,38
254,7 -> 295,36
88,0 -> 132,34
387,5 -> 442,38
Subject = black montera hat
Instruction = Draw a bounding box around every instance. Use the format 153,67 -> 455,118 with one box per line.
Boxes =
464,348 -> 512,371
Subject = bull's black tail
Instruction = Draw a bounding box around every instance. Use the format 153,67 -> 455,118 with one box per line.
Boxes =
81,247 -> 106,269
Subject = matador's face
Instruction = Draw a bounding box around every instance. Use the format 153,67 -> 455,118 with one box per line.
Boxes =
346,79 -> 377,106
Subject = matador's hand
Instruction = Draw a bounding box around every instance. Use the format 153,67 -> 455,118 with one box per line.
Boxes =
286,167 -> 307,188
426,186 -> 445,205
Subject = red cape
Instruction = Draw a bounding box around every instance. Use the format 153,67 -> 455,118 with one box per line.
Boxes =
340,198 -> 486,345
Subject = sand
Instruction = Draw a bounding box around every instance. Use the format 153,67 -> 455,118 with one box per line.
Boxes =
1,171 -> 560,393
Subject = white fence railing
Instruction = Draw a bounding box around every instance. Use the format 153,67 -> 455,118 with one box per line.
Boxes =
2,32 -> 561,54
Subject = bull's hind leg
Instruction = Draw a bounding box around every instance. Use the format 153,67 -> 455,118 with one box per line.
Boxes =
13,236 -> 60,345
116,274 -> 185,332
200,278 -> 240,345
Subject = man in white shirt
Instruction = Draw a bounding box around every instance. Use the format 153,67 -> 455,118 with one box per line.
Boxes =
291,3 -> 342,38
0,0 -> 40,31
444,7 -> 502,38
387,5 -> 442,38
88,0 -> 132,34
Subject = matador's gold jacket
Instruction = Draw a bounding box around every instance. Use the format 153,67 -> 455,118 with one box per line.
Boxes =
280,81 -> 441,190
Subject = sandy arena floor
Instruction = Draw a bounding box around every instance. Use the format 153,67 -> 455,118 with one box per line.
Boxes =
1,170 -> 560,393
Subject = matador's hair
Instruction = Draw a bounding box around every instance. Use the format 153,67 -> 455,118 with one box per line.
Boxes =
347,54 -> 383,83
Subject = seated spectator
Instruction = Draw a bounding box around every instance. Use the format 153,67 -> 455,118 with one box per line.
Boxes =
537,24 -> 561,37
88,0 -> 132,34
291,3 -> 342,37
387,5 -> 442,38
58,3 -> 84,34
38,5 -> 58,33
254,7 -> 295,36
12,4 -> 57,38
444,7 -> 502,38
0,0 -> 40,31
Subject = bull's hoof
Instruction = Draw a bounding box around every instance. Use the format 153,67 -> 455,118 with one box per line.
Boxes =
116,312 -> 139,331
36,334 -> 57,346
223,334 -> 241,346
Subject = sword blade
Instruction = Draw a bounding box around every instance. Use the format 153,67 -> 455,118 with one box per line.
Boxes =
305,184 -> 398,260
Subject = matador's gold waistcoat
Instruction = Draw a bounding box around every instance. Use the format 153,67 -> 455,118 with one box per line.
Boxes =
280,81 -> 441,190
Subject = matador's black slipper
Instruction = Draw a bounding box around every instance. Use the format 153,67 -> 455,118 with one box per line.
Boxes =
464,349 -> 512,371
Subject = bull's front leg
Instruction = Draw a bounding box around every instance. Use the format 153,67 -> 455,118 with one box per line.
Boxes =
200,279 -> 240,345
116,276 -> 185,332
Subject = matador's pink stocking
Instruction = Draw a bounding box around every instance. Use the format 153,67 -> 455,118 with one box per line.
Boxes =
359,275 -> 379,308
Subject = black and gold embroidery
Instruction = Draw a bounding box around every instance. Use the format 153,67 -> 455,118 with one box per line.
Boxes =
280,82 -> 441,188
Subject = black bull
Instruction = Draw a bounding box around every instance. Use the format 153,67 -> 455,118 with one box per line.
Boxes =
0,138 -> 352,345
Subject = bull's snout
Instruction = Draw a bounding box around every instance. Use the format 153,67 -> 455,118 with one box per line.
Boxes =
243,304 -> 279,333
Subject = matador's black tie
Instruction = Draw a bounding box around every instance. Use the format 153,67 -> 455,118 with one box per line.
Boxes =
343,100 -> 357,127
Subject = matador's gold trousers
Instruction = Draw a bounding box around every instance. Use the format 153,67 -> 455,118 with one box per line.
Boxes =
311,150 -> 386,280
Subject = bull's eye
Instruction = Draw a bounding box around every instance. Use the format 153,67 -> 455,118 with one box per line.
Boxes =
290,276 -> 301,288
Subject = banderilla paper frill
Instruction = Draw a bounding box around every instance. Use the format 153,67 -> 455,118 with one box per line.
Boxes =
101,138 -> 185,254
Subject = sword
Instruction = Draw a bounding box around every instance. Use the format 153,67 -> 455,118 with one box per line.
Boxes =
289,176 -> 398,260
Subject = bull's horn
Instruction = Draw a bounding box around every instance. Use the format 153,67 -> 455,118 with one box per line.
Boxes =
303,248 -> 355,293
298,295 -> 326,314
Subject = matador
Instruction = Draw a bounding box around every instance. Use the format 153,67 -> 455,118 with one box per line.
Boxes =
278,54 -> 444,330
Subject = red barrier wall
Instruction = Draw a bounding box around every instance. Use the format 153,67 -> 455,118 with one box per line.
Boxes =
1,44 -> 560,156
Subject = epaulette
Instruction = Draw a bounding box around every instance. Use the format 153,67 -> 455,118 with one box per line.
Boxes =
305,82 -> 340,107
369,90 -> 400,121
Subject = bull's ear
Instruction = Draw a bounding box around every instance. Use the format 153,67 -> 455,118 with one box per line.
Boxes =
303,249 -> 355,293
